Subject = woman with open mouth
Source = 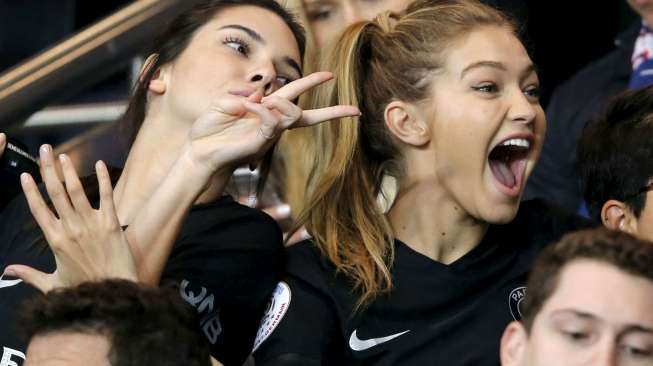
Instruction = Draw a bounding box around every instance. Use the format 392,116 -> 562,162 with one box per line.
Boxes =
252,0 -> 589,365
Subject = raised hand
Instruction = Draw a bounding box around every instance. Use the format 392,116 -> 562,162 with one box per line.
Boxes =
3,145 -> 137,292
183,71 -> 360,174
124,71 -> 360,285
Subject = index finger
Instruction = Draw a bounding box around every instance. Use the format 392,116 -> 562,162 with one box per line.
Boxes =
267,71 -> 333,101
295,105 -> 361,128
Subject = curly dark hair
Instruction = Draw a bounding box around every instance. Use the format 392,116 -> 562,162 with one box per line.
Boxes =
520,227 -> 653,332
21,280 -> 210,366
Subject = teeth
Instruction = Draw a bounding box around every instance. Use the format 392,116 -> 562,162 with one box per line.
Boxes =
500,138 -> 530,148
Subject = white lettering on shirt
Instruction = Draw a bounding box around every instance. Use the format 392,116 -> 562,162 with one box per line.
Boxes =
1,347 -> 25,366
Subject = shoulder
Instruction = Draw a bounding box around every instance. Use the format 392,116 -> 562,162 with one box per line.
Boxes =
510,199 -> 595,246
284,239 -> 338,288
180,195 -> 283,252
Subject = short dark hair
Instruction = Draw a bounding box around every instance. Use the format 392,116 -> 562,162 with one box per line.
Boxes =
520,227 -> 653,331
577,85 -> 653,222
21,280 -> 211,366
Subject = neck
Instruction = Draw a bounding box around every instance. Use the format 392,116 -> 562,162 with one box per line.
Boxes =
113,114 -> 222,225
387,177 -> 487,264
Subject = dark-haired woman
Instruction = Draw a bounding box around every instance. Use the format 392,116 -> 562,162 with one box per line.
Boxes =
0,1 -> 357,365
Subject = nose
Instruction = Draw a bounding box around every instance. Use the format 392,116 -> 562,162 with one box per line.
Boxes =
507,89 -> 537,126
590,342 -> 618,366
247,61 -> 277,95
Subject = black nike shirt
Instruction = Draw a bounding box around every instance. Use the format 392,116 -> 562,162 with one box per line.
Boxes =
0,182 -> 284,366
253,200 -> 591,366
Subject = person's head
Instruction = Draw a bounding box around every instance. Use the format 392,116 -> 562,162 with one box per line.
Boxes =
578,86 -> 653,242
628,0 -> 653,28
295,0 -> 544,306
501,228 -> 653,366
301,0 -> 412,48
22,280 -> 210,366
121,0 -> 306,146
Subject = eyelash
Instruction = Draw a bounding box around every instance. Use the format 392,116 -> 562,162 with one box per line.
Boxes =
307,7 -> 332,21
223,36 -> 250,57
472,82 -> 541,100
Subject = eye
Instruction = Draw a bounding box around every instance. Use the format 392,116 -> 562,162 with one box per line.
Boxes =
621,344 -> 653,359
223,37 -> 250,56
562,330 -> 591,343
524,85 -> 541,100
472,83 -> 499,94
307,6 -> 333,21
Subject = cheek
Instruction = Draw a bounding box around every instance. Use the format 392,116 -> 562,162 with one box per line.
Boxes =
636,202 -> 653,242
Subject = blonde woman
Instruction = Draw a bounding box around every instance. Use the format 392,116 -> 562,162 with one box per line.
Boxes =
253,0 -> 588,364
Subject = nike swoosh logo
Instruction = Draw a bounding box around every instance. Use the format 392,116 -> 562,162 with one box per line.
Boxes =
0,278 -> 22,289
349,329 -> 410,351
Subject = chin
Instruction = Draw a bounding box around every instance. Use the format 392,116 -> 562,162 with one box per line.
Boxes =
482,199 -> 521,224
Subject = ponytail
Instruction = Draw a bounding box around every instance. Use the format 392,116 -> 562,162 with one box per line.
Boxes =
292,22 -> 397,308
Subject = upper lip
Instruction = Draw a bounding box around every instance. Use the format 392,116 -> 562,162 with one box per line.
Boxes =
228,89 -> 256,98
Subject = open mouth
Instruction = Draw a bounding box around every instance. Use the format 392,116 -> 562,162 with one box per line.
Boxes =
488,137 -> 532,193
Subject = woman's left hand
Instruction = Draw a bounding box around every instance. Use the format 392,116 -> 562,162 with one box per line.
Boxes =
3,146 -> 137,292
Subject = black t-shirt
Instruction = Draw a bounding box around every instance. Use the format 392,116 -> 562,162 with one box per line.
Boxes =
0,187 -> 283,366
253,200 -> 591,366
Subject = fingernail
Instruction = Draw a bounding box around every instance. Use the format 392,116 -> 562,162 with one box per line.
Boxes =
40,144 -> 51,154
59,154 -> 69,164
20,173 -> 29,183
3,267 -> 16,277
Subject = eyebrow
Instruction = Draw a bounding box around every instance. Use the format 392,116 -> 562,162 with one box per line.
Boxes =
553,309 -> 653,335
620,325 -> 653,336
460,61 -> 537,81
219,25 -> 302,78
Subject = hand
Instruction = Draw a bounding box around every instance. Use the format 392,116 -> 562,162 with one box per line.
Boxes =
184,71 -> 360,175
3,145 -> 137,292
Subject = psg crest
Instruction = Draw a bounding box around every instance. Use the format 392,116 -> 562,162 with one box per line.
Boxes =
508,286 -> 527,321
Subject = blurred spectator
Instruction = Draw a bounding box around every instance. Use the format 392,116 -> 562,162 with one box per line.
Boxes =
524,0 -> 651,214
500,227 -> 653,366
577,86 -> 653,241
20,280 -> 211,366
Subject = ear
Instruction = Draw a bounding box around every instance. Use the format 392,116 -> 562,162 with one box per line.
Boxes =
500,321 -> 527,366
384,101 -> 430,146
140,53 -> 167,95
601,200 -> 638,234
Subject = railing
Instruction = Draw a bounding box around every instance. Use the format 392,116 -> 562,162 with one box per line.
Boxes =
0,0 -> 205,129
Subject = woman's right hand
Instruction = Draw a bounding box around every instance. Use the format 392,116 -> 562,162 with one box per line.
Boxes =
183,71 -> 360,177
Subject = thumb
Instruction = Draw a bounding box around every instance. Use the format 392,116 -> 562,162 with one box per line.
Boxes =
4,265 -> 55,293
